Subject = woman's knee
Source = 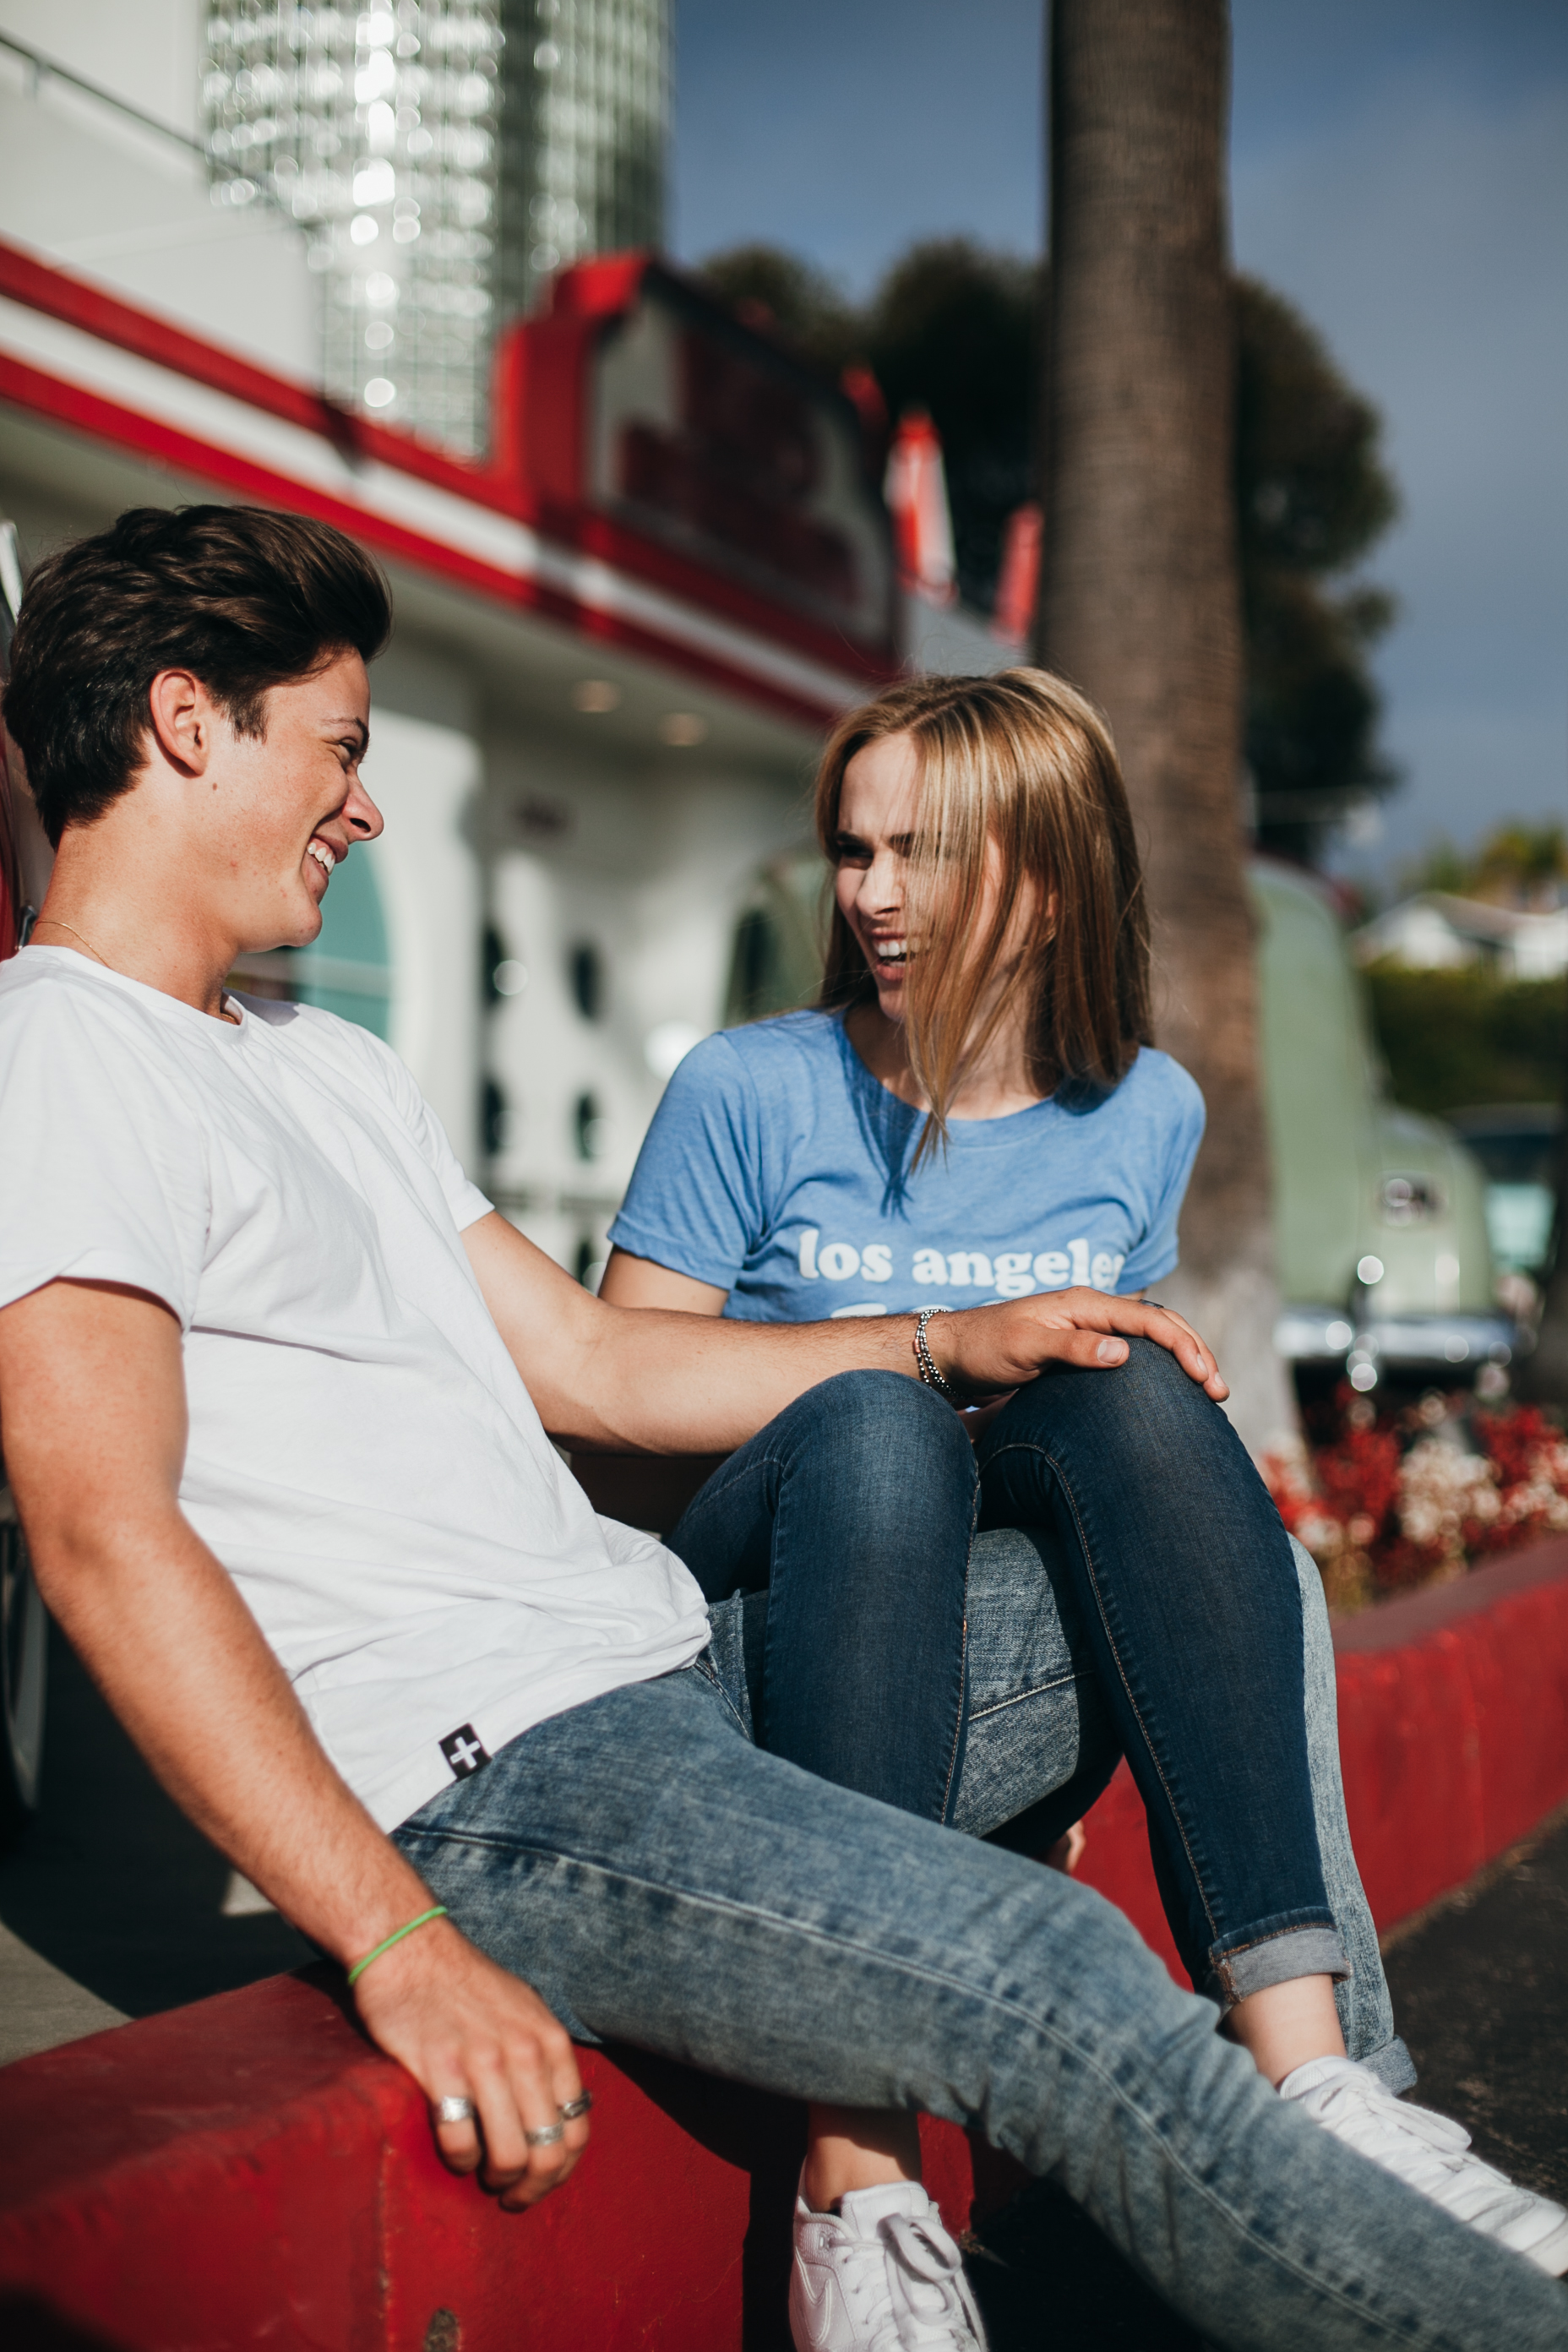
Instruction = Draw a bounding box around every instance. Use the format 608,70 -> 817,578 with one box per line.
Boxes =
1001,1336 -> 1234,1458
992,1345 -> 1203,1448
800,1364 -> 969,1447
783,1368 -> 976,1503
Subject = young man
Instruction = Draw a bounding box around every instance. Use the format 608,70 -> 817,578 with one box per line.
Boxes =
0,506 -> 1562,2352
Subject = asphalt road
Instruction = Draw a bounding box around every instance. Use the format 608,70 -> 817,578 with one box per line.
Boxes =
2,1637 -> 1565,2349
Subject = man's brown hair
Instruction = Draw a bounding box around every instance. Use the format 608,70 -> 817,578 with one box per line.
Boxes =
3,504 -> 392,847
814,667 -> 1152,1157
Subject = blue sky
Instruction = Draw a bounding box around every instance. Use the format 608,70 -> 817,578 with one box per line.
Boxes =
671,1 -> 1568,885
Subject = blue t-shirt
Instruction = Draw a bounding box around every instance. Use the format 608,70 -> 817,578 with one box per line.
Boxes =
607,1010 -> 1206,1321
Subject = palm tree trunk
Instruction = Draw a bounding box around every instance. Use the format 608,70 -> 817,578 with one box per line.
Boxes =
1035,0 -> 1296,1456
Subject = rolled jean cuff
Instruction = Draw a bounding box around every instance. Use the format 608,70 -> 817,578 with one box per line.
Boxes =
1359,2034 -> 1418,2096
1205,1919 -> 1350,2010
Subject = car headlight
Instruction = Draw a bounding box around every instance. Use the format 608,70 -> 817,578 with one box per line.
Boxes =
1379,1174 -> 1443,1225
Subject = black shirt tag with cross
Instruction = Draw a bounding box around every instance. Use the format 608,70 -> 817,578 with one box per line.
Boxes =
439,1723 -> 490,1780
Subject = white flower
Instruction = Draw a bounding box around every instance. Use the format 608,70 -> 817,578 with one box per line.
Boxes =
1397,1438 -> 1499,1553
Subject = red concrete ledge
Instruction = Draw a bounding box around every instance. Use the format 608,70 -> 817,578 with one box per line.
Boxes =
1072,1535 -> 1568,1975
1331,1538 -> 1568,1928
0,1969 -> 814,2352
4,1540 -> 1568,2351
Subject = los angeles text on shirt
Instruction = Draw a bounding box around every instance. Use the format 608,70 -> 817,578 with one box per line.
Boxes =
796,1227 -> 1128,1300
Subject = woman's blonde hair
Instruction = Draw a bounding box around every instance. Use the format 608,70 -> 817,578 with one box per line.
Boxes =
814,667 -> 1151,1155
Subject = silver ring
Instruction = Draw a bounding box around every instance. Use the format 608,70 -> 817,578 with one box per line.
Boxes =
433,2095 -> 476,2126
558,2091 -> 593,2121
524,2121 -> 565,2148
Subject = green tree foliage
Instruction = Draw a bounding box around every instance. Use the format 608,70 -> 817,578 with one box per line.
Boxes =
698,245 -> 861,377
1402,820 -> 1568,906
703,239 -> 1037,609
1234,278 -> 1400,862
1364,964 -> 1564,1115
1400,836 -> 1473,897
860,240 -> 1037,608
697,242 -> 1399,868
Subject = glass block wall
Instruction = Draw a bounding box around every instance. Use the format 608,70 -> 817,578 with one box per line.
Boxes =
494,0 -> 669,329
202,2 -> 667,457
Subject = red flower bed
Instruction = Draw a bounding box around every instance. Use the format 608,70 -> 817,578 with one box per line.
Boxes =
1264,1389 -> 1568,1610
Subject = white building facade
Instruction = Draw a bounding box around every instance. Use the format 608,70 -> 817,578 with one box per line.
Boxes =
0,1 -> 1001,1281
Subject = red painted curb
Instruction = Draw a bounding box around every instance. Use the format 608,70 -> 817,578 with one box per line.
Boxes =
4,1541 -> 1567,2349
1332,1538 -> 1568,1929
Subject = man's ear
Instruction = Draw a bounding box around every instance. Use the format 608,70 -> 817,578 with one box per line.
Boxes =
146,670 -> 219,779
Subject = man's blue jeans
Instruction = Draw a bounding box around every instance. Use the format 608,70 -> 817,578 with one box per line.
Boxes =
666,1352 -> 1410,2082
395,1649 -> 1563,2346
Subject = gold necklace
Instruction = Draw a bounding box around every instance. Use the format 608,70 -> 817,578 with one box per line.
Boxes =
30,916 -> 241,1024
31,916 -> 111,967
32,907 -> 239,1021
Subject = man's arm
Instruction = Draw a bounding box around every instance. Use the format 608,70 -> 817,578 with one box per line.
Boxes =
0,1278 -> 587,2209
597,1248 -> 728,1316
463,1213 -> 1228,1454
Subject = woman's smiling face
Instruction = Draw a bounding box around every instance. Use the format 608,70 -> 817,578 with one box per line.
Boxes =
834,729 -> 1032,1028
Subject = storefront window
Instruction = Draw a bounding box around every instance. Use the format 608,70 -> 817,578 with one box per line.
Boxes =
231,848 -> 392,1040
724,855 -> 827,1026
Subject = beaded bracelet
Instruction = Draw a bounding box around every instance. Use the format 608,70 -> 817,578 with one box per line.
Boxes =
913,1306 -> 956,1399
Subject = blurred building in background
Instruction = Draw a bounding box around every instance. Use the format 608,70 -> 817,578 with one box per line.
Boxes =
201,0 -> 667,455
1352,892 -> 1568,982
493,0 -> 668,335
0,0 -> 994,1282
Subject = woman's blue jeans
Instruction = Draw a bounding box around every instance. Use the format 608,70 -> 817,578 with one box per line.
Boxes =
666,1348 -> 1411,2082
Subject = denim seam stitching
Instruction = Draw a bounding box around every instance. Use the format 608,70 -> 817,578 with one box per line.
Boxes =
983,1435 -> 1221,1947
392,1831 -> 1443,2347
678,1444 -> 788,1520
690,1649 -> 751,1740
967,1669 -> 1095,1723
939,1458 -> 981,1825
1212,1923 -> 1342,1957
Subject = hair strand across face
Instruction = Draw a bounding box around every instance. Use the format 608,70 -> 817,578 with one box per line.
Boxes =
814,667 -> 1152,1157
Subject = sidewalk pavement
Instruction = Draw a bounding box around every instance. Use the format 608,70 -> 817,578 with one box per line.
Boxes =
1381,1801 -> 1568,2203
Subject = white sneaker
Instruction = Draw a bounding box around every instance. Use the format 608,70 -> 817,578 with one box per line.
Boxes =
1281,2055 -> 1568,2275
789,2175 -> 990,2351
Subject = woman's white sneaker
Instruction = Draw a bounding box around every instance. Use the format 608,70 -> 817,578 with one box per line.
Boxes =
789,2175 -> 989,2351
1281,2055 -> 1568,2275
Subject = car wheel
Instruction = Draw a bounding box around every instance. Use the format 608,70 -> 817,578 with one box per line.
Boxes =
0,1494 -> 46,1848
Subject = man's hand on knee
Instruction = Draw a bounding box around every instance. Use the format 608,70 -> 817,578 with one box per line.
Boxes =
930,1291 -> 1229,1404
351,1918 -> 591,2209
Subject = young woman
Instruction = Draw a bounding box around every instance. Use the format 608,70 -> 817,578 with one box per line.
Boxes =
599,669 -> 1565,2340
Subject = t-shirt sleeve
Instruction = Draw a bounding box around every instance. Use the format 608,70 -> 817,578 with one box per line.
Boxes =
1117,1062 -> 1206,1293
0,993 -> 210,1326
607,1033 -> 767,1292
324,1014 -> 493,1233
402,1087 -> 493,1233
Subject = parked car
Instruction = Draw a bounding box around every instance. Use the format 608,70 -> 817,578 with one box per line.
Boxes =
1253,859 -> 1515,1395
1445,1104 -> 1561,1280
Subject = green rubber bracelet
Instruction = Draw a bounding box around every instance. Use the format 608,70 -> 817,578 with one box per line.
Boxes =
346,1904 -> 449,1988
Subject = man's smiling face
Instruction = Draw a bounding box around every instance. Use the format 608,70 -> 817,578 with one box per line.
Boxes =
200,648 -> 383,954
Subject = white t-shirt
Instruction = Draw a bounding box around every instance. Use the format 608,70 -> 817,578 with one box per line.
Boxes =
0,948 -> 710,1830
